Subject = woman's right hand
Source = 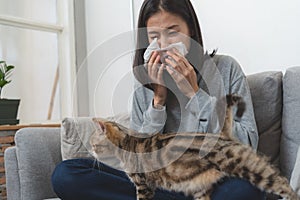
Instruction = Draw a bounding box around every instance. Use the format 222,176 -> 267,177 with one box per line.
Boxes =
147,51 -> 167,108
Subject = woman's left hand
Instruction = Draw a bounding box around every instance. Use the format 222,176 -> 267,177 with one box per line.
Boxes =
164,48 -> 199,98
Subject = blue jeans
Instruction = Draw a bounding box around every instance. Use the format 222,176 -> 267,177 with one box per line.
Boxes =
51,158 -> 266,200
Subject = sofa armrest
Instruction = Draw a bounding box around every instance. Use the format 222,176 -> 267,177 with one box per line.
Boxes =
4,146 -> 21,200
5,128 -> 62,200
291,146 -> 300,196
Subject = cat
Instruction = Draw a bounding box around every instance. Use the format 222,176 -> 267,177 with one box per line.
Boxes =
90,94 -> 299,200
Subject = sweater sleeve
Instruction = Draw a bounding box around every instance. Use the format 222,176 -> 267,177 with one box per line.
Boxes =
230,75 -> 258,149
185,56 -> 258,149
130,79 -> 167,134
185,89 -> 220,133
227,57 -> 258,149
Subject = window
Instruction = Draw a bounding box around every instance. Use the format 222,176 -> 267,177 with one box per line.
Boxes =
0,0 -> 76,124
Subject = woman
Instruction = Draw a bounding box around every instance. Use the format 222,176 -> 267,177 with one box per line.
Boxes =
52,0 -> 264,199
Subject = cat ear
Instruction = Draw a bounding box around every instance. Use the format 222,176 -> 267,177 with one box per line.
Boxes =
98,121 -> 105,131
93,118 -> 106,132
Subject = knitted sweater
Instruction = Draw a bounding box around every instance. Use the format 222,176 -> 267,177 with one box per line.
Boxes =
130,55 -> 258,149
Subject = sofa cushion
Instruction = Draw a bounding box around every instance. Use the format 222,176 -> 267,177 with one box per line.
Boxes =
61,113 -> 130,161
247,71 -> 283,166
281,66 -> 300,179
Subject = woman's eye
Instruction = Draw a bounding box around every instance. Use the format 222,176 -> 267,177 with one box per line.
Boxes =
150,36 -> 158,40
169,31 -> 178,36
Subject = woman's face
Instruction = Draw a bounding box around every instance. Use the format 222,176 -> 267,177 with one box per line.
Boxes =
146,10 -> 191,50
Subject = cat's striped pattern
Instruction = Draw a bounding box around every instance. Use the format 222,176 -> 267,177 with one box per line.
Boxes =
90,95 -> 299,200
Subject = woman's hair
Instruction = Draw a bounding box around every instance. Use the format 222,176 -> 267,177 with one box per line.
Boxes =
133,0 -> 208,88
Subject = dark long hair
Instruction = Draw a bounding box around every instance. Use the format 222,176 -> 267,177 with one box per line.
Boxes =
133,0 -> 208,89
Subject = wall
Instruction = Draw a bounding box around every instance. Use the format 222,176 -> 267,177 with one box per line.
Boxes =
83,0 -> 300,117
84,0 -> 135,117
192,0 -> 300,74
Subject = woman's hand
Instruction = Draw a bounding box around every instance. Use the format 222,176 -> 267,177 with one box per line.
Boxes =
164,48 -> 199,98
147,51 -> 167,107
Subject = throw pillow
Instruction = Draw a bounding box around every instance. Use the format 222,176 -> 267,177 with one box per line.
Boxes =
61,113 -> 130,161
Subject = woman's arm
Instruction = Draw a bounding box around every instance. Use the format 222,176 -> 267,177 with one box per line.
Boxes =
130,79 -> 167,134
185,55 -> 258,149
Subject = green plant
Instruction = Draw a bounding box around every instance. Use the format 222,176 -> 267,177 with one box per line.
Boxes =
0,60 -> 15,99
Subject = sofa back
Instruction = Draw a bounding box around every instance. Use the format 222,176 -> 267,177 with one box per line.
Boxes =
247,67 -> 300,180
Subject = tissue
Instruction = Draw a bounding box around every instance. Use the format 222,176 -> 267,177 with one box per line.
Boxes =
143,38 -> 188,63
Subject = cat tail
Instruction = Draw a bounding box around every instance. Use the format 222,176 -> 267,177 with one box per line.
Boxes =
221,94 -> 245,139
218,144 -> 299,200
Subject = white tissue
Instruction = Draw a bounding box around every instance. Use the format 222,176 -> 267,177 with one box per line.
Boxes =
143,38 -> 188,63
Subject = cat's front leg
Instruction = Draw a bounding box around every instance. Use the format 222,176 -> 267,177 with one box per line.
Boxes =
129,173 -> 155,200
135,183 -> 155,200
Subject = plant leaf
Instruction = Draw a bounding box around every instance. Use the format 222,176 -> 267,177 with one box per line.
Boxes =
0,65 -> 4,74
6,65 -> 14,72
0,61 -> 14,90
3,62 -> 7,70
0,80 -> 9,88
5,71 -> 13,79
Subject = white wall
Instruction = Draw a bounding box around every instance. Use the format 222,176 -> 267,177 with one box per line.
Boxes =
84,0 -> 135,117
192,0 -> 300,75
84,0 -> 300,116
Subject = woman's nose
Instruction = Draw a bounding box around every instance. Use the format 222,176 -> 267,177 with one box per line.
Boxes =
158,37 -> 170,49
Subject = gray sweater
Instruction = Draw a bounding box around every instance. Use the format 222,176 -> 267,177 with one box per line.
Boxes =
130,55 -> 258,149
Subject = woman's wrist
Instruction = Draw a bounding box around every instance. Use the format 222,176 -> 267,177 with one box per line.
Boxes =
153,97 -> 166,109
186,85 -> 199,99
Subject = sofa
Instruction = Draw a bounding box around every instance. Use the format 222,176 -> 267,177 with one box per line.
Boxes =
4,67 -> 300,200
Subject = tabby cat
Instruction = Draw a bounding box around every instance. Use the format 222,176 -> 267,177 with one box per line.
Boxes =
90,95 -> 299,200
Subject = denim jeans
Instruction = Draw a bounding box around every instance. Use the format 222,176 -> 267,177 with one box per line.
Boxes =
51,158 -> 266,200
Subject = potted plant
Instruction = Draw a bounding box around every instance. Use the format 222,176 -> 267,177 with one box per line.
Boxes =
0,60 -> 20,125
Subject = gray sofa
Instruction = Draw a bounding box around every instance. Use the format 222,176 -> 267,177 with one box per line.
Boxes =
4,67 -> 300,200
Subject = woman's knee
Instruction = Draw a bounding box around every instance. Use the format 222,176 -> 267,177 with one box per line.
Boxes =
52,159 -> 136,200
51,159 -> 92,197
211,178 -> 265,200
52,161 -> 71,194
